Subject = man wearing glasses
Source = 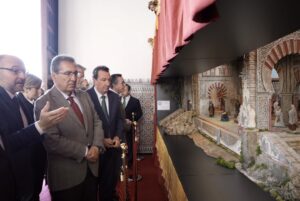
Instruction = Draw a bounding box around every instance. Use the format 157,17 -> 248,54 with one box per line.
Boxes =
34,55 -> 104,201
0,54 -> 68,201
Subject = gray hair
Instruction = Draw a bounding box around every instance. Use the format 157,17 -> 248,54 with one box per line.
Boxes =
50,55 -> 75,74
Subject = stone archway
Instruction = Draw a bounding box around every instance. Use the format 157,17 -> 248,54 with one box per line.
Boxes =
256,32 -> 300,129
263,39 -> 300,125
263,39 -> 300,70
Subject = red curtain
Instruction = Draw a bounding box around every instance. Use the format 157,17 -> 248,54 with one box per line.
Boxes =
151,0 -> 217,84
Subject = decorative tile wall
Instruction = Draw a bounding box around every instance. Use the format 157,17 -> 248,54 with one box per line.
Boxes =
126,79 -> 155,153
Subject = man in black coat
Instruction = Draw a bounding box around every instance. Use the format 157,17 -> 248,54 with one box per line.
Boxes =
121,84 -> 143,168
87,66 -> 124,201
0,55 -> 68,201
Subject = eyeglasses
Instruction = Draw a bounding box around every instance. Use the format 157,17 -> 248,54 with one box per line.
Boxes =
0,67 -> 26,75
58,71 -> 78,78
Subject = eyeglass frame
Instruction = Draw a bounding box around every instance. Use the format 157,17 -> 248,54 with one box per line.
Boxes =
57,71 -> 79,78
0,67 -> 26,75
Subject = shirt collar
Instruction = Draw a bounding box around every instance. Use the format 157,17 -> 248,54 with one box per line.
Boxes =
109,88 -> 120,95
94,87 -> 107,98
123,95 -> 130,100
56,87 -> 75,99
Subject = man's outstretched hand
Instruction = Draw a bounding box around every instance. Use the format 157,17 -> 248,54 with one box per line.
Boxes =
38,101 -> 69,131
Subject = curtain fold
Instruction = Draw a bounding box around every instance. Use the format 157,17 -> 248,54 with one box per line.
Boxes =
151,0 -> 217,84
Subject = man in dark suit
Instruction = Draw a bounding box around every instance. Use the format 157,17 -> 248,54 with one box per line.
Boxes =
17,73 -> 46,201
35,55 -> 104,201
121,84 -> 143,169
110,73 -> 132,132
0,54 -> 68,201
109,74 -> 125,96
87,66 -> 124,201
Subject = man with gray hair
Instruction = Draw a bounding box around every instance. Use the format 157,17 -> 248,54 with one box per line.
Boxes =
35,55 -> 104,201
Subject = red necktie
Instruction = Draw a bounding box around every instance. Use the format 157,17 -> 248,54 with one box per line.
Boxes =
67,96 -> 85,126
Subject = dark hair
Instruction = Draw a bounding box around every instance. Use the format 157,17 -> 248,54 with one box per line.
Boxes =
92,65 -> 110,80
50,55 -> 75,74
148,0 -> 158,10
125,83 -> 131,92
110,74 -> 122,88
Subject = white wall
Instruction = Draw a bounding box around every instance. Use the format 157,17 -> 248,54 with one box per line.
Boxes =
59,0 -> 155,80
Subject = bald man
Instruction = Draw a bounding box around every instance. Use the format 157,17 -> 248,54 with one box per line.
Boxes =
0,55 -> 68,201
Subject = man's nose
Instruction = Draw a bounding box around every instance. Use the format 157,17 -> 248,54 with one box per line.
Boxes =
18,71 -> 26,79
71,75 -> 77,81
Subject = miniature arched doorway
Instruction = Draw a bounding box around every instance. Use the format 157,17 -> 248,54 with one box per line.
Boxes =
271,54 -> 300,124
262,39 -> 300,126
208,82 -> 227,111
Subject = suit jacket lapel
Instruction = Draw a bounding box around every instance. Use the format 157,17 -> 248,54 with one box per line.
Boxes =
51,87 -> 84,128
76,91 -> 88,132
89,88 -> 109,124
108,91 -> 116,124
17,93 -> 34,124
126,96 -> 133,110
0,87 -> 23,128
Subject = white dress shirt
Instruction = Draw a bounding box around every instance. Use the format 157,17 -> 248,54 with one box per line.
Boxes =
94,87 -> 109,115
122,95 -> 131,108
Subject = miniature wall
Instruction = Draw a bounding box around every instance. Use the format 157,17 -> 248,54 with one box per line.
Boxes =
156,77 -> 184,122
182,75 -> 193,110
198,64 -> 241,116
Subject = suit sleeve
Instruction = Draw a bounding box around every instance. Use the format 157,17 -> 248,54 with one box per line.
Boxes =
135,99 -> 143,121
87,95 -> 105,150
117,101 -> 126,142
1,124 -> 41,154
34,98 -> 86,162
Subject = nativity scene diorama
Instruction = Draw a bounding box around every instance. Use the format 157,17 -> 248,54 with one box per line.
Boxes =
159,30 -> 300,200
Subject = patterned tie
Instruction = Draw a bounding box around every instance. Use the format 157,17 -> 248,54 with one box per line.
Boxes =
101,95 -> 109,120
67,96 -> 85,126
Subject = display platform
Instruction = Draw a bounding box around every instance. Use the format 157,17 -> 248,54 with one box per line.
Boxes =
156,128 -> 275,201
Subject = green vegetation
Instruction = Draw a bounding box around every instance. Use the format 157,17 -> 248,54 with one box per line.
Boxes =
216,157 -> 236,169
239,150 -> 244,163
247,157 -> 255,168
280,178 -> 290,187
256,145 -> 262,156
257,183 -> 269,192
270,189 -> 285,201
254,163 -> 268,171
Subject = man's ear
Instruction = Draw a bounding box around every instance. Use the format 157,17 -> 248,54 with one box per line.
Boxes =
51,73 -> 56,81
